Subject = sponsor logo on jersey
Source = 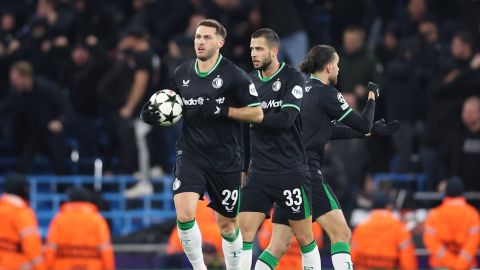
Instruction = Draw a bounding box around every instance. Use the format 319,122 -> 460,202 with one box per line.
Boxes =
173,178 -> 181,191
212,76 -> 223,89
182,96 -> 225,106
261,99 -> 283,109
249,83 -> 258,96
337,93 -> 350,110
272,80 -> 281,91
182,79 -> 190,86
305,86 -> 312,92
291,85 -> 303,99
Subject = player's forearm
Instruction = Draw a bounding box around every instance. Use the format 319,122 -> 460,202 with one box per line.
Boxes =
330,125 -> 366,140
341,99 -> 375,133
259,108 -> 298,129
228,106 -> 263,124
125,71 -> 149,111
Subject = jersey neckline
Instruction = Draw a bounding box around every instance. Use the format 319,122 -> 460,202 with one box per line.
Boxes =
257,62 -> 285,82
195,54 -> 223,77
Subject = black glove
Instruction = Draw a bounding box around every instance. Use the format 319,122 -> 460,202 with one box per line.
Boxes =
202,95 -> 229,119
140,101 -> 161,125
367,82 -> 380,99
371,118 -> 401,136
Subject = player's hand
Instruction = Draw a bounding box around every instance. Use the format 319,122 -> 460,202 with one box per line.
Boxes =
140,101 -> 160,125
367,82 -> 380,99
202,95 -> 229,119
371,119 -> 400,136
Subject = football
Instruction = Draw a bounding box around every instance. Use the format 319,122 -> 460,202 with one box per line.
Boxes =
149,89 -> 183,126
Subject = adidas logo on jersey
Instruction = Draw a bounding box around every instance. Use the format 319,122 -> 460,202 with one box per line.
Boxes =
182,96 -> 225,106
261,99 -> 283,109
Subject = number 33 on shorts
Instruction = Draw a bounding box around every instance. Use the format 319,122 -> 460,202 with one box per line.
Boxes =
284,188 -> 303,212
222,189 -> 239,211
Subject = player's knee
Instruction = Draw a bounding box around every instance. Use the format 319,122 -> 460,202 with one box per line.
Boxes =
295,233 -> 314,247
331,226 -> 351,243
217,218 -> 237,236
176,213 -> 196,223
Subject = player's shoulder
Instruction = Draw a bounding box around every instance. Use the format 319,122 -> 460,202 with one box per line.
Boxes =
281,64 -> 305,82
173,58 -> 195,76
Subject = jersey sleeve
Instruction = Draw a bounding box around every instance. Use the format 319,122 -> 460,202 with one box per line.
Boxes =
233,67 -> 261,107
134,52 -> 151,72
320,87 -> 353,121
280,72 -> 304,112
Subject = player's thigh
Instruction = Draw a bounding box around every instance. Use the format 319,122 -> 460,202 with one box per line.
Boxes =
174,192 -> 200,222
239,172 -> 274,217
268,171 -> 312,222
173,158 -> 207,196
173,158 -> 207,221
310,170 -> 342,220
204,170 -> 242,218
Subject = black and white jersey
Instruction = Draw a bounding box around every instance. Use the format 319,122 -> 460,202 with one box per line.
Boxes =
248,63 -> 307,174
302,76 -> 354,170
174,55 -> 260,172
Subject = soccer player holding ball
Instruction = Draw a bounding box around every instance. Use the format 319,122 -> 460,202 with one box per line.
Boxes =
141,19 -> 262,270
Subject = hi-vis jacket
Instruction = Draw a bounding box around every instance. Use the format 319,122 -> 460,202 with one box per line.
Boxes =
45,202 -> 115,270
423,197 -> 479,270
351,209 -> 417,270
0,194 -> 45,270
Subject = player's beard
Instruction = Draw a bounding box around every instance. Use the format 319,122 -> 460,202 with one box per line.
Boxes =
196,46 -> 217,61
256,57 -> 272,71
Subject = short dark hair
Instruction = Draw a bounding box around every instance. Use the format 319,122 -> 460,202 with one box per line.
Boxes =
122,25 -> 149,40
67,186 -> 92,202
251,28 -> 279,48
11,61 -> 34,78
4,173 -> 29,200
344,25 -> 365,34
453,30 -> 474,48
197,19 -> 227,39
445,177 -> 464,197
300,45 -> 336,74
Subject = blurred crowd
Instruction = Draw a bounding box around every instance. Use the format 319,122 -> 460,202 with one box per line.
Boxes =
0,0 -> 479,200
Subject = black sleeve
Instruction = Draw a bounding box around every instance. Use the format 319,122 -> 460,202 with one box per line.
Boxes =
320,88 -> 375,133
330,125 -> 366,140
259,107 -> 299,129
233,66 -> 261,107
340,99 -> 376,134
259,71 -> 304,129
242,122 -> 250,172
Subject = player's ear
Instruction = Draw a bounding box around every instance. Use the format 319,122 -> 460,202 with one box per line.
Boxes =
218,38 -> 225,48
272,47 -> 279,56
325,63 -> 332,73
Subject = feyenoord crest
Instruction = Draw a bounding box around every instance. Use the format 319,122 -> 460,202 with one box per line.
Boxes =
173,178 -> 181,191
212,76 -> 223,89
272,80 -> 281,91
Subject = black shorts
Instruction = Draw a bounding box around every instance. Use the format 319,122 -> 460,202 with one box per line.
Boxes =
173,157 -> 241,218
273,169 -> 341,225
240,171 -> 312,221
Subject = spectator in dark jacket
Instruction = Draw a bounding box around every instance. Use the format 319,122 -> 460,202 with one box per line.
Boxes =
0,61 -> 69,174
438,96 -> 480,191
